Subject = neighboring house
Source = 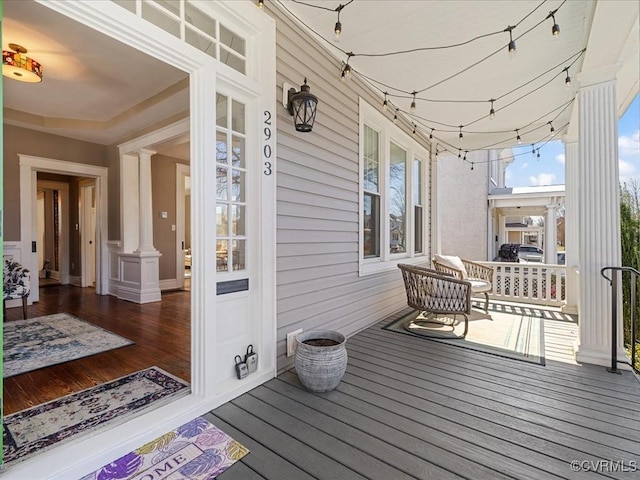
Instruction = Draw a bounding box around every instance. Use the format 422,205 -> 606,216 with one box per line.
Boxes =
1,1 -> 638,478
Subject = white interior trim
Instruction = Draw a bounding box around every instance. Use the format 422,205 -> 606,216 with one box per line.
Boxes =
176,163 -> 190,289
36,180 -> 71,287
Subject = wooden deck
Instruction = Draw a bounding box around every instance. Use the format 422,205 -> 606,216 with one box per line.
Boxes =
213,308 -> 640,480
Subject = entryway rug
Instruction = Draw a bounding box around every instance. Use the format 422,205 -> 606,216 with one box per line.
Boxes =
384,304 -> 545,365
3,367 -> 190,465
80,417 -> 249,480
3,313 -> 134,377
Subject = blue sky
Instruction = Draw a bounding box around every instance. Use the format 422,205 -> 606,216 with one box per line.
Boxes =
506,94 -> 640,187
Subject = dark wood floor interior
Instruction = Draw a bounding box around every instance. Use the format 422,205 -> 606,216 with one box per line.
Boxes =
3,285 -> 191,415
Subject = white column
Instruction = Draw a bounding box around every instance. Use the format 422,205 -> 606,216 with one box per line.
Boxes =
563,138 -> 579,314
487,204 -> 495,260
431,152 -> 441,255
544,204 -> 557,264
120,153 -> 139,253
497,213 -> 506,245
575,70 -> 626,367
135,149 -> 158,254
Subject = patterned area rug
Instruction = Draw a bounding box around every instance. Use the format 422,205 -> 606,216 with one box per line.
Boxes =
3,313 -> 134,378
81,417 -> 249,480
384,303 -> 545,364
3,367 -> 190,465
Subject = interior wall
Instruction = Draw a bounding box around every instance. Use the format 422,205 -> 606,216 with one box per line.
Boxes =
3,124 -> 109,241
151,153 -> 188,280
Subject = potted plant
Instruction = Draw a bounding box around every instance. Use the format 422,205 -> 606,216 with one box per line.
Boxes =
294,330 -> 348,392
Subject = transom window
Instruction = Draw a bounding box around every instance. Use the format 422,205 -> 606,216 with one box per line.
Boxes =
112,0 -> 247,74
359,99 -> 429,275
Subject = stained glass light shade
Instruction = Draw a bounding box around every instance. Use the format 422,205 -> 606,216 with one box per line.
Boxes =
3,44 -> 43,83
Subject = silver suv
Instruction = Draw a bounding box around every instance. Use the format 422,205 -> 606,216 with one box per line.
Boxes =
518,245 -> 544,262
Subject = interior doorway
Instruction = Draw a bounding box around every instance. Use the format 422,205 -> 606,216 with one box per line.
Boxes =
80,181 -> 97,288
176,163 -> 191,290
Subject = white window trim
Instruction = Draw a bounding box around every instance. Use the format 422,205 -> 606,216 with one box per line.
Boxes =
359,98 -> 429,276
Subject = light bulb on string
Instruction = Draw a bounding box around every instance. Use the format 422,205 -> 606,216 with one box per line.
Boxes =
536,149 -> 541,159
412,123 -> 416,135
463,151 -> 468,161
382,92 -> 388,111
429,128 -> 434,139
471,162 -> 474,171
489,99 -> 495,119
410,91 -> 417,113
531,144 -> 536,156
341,63 -> 351,81
459,125 -> 464,140
515,129 -> 521,144
506,26 -> 516,57
458,149 -> 461,158
548,11 -> 560,37
393,108 -> 398,124
257,0 -> 264,8
549,121 -> 555,133
334,5 -> 343,42
564,67 -> 571,87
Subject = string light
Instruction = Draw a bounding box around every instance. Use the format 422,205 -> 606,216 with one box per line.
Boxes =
257,0 -> 264,8
489,99 -> 495,119
458,149 -> 462,158
564,67 -> 571,87
463,151 -> 468,161
548,121 -> 555,133
430,128 -> 434,139
341,62 -> 352,81
471,162 -> 474,171
393,108 -> 398,124
547,10 -> 560,37
537,149 -> 541,159
515,128 -> 522,144
531,144 -> 536,156
459,125 -> 464,140
334,4 -> 344,42
410,91 -> 417,113
412,123 -> 416,135
383,92 -> 388,110
506,26 -> 516,57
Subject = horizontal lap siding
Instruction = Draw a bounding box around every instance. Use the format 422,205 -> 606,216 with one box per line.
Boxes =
271,5 -> 415,372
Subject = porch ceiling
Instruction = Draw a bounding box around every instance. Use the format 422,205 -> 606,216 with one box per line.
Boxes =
281,0 -> 639,153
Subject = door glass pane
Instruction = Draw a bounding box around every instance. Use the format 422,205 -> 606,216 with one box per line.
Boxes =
415,205 -> 423,254
231,170 -> 245,202
216,131 -> 228,164
216,167 -> 228,200
232,239 -> 246,271
232,101 -> 245,134
414,158 -> 422,205
232,205 -> 245,236
389,142 -> 406,254
220,24 -> 246,56
185,1 -> 217,37
216,205 -> 228,236
220,49 -> 246,74
186,27 -> 216,58
141,2 -> 180,37
216,240 -> 229,272
216,95 -> 228,127
152,0 -> 179,16
232,136 -> 245,168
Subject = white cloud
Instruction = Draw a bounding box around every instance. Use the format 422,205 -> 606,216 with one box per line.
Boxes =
505,169 -> 513,181
521,163 -> 528,169
529,173 -> 556,186
556,153 -> 565,164
619,130 -> 640,156
619,158 -> 636,177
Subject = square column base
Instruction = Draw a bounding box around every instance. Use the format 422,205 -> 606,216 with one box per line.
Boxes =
574,342 -> 631,370
117,251 -> 162,303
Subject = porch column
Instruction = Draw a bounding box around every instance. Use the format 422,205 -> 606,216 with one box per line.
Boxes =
487,204 -> 495,260
497,213 -> 506,245
544,204 -> 557,264
563,138 -> 579,314
574,68 -> 626,366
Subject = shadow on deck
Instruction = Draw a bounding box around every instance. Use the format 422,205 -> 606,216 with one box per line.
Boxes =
212,303 -> 640,480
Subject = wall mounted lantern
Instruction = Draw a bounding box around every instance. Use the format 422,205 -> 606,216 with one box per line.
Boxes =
286,78 -> 318,133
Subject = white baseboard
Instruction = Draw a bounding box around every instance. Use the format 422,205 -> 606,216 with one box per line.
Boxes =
159,278 -> 181,291
69,275 -> 82,287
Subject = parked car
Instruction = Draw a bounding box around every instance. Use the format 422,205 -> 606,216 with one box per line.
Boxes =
495,243 -> 520,262
517,244 -> 544,263
557,252 -> 566,265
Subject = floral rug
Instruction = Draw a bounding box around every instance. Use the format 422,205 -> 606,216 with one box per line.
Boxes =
4,313 -> 134,377
3,367 -> 190,465
81,417 -> 249,480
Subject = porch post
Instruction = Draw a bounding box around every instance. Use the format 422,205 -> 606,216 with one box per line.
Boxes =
574,69 -> 626,366
563,138 -> 579,314
544,204 -> 557,264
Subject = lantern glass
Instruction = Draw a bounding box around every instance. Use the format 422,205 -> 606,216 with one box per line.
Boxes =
288,79 -> 318,132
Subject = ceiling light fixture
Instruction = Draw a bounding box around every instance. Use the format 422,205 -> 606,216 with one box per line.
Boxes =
564,67 -> 571,87
2,43 -> 43,83
505,26 -> 516,57
489,99 -> 496,119
548,10 -> 560,37
287,78 -> 319,133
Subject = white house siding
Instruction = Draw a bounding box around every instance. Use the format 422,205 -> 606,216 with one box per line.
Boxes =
438,150 -> 489,261
269,5 -> 430,372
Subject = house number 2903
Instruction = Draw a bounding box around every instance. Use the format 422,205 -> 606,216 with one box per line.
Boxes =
263,110 -> 273,176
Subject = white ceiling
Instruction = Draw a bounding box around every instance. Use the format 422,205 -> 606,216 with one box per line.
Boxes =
281,0 -> 639,153
2,0 -> 189,148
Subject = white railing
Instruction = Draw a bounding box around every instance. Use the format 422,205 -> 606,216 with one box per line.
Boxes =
480,261 -> 567,307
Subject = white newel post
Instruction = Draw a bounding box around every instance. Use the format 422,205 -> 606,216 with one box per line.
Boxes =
544,204 -> 557,264
575,70 -> 626,367
563,139 -> 579,314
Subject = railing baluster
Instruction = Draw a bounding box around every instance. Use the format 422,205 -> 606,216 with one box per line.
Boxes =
633,274 -> 637,371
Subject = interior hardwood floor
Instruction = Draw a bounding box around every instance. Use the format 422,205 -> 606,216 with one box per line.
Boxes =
3,285 -> 191,416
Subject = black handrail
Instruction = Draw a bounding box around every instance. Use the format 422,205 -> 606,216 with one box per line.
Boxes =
601,266 -> 640,373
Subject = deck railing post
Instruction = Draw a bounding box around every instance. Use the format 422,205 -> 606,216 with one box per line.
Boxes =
632,274 -> 637,371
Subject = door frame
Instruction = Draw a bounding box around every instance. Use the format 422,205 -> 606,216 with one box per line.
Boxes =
80,180 -> 96,287
176,163 -> 190,289
20,158 -> 105,297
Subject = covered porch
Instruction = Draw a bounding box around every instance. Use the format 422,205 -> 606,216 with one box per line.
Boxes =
214,304 -> 640,480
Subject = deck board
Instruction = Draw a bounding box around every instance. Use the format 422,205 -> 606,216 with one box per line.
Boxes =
211,306 -> 640,480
